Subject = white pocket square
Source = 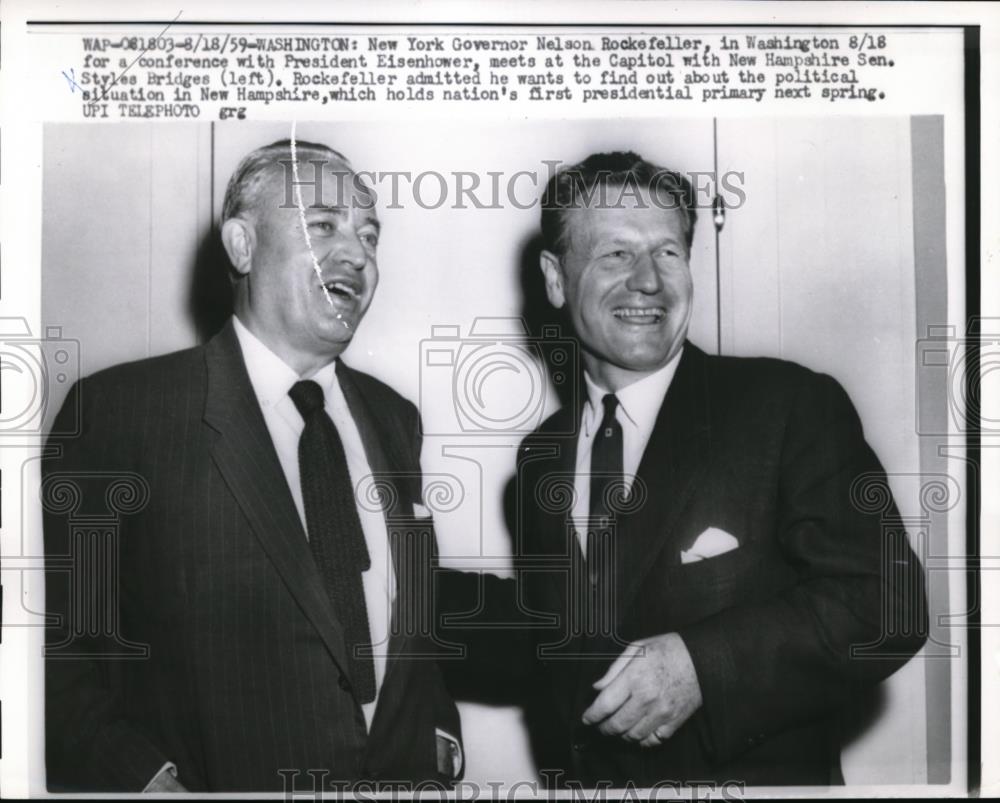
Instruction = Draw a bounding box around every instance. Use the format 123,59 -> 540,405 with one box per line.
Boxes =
680,527 -> 740,564
412,502 -> 432,519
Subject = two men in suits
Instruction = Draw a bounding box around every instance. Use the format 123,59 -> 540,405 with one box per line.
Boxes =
43,140 -> 461,792
443,150 -> 928,787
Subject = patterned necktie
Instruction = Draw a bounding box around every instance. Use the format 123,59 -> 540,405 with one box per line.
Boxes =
587,394 -> 623,585
289,379 -> 376,703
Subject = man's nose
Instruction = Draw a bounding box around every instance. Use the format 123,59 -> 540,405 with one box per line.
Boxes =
333,227 -> 368,270
626,253 -> 661,293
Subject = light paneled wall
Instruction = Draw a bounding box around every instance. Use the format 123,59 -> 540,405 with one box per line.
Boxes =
716,117 -> 929,784
41,118 -> 938,787
41,124 -> 212,432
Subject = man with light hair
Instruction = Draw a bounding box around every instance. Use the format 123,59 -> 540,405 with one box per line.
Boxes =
44,139 -> 463,792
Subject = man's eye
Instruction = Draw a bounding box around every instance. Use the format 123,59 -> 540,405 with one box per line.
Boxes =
605,250 -> 630,260
360,231 -> 379,247
309,220 -> 335,233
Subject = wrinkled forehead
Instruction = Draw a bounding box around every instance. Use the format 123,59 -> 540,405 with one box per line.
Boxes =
266,156 -> 377,215
563,184 -> 686,244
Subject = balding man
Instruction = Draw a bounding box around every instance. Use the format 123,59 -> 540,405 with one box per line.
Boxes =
44,140 -> 462,792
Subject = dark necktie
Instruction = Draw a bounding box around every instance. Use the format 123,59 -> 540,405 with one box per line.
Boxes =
289,379 -> 376,704
587,393 -> 623,585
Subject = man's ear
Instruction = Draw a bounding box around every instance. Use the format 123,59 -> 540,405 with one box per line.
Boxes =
221,217 -> 254,277
539,250 -> 566,309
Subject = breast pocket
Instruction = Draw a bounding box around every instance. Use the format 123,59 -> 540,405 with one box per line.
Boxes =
653,540 -> 772,628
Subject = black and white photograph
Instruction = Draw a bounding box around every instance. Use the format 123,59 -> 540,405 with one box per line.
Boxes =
0,2 -> 995,799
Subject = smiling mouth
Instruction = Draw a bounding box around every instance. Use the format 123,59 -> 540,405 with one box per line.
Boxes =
613,306 -> 666,324
321,280 -> 361,302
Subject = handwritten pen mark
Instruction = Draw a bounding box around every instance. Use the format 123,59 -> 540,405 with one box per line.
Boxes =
85,10 -> 184,104
61,68 -> 82,94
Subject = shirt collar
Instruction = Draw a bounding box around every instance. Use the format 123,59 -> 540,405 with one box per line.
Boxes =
232,315 -> 338,409
582,347 -> 684,436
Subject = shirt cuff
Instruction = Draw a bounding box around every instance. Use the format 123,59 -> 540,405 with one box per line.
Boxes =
142,762 -> 178,792
435,729 -> 463,779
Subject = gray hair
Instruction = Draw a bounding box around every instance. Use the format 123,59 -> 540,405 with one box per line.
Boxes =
221,139 -> 350,223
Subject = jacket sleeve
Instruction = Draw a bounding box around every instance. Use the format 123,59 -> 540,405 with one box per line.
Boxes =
43,378 -> 172,791
678,372 -> 928,766
418,416 -> 538,698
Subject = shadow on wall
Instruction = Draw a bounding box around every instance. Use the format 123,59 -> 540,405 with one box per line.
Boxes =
516,231 -> 579,412
189,226 -> 234,343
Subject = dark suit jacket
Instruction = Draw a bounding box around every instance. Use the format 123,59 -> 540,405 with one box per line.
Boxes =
43,320 -> 461,792
442,342 -> 927,787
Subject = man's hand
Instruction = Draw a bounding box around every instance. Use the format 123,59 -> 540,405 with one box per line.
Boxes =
581,633 -> 703,748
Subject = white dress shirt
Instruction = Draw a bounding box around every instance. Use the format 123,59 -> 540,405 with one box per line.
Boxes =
572,349 -> 684,551
233,316 -> 394,730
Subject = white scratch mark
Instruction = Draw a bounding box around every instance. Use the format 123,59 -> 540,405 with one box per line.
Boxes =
289,121 -> 349,329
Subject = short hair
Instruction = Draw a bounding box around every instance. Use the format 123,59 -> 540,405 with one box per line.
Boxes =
540,151 -> 697,256
221,139 -> 350,223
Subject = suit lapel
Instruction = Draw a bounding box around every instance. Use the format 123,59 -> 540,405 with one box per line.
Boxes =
520,407 -> 581,560
335,360 -> 413,515
517,405 -> 587,655
202,321 -> 351,677
616,343 -> 712,615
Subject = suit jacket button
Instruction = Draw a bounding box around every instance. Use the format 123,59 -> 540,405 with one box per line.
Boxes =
338,675 -> 352,692
572,741 -> 588,752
